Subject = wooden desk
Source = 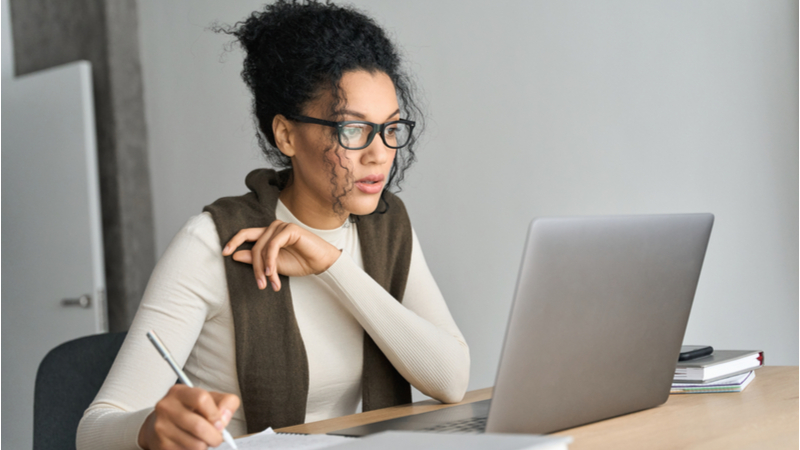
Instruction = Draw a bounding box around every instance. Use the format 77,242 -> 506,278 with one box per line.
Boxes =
277,366 -> 798,449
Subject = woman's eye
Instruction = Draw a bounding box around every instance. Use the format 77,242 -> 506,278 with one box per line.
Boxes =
342,126 -> 364,138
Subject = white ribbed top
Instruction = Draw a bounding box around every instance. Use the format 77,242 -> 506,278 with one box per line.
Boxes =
76,201 -> 470,450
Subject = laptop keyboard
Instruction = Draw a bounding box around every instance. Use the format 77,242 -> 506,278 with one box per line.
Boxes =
421,416 -> 487,434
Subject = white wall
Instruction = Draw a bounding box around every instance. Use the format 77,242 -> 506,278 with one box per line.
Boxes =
138,0 -> 798,397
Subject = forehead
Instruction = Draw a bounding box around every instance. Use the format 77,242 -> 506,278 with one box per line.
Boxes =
308,70 -> 399,120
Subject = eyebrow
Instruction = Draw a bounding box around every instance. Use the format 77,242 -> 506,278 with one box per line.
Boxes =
341,108 -> 401,122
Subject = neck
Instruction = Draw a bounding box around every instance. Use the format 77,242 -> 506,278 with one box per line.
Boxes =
279,184 -> 348,230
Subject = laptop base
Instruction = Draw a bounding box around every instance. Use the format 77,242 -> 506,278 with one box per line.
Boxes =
327,400 -> 490,437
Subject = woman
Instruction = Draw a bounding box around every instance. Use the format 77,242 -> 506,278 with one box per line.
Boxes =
77,2 -> 470,449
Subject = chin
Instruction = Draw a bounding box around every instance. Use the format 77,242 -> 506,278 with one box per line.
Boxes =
346,196 -> 383,216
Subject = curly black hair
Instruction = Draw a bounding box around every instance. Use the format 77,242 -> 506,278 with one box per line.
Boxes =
216,0 -> 424,214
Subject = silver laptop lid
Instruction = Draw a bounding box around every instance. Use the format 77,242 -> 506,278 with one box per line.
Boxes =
487,213 -> 713,434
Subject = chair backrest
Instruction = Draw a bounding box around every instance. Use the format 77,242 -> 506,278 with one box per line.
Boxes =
33,332 -> 127,450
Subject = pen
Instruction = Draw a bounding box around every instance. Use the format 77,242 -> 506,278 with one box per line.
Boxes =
146,330 -> 238,449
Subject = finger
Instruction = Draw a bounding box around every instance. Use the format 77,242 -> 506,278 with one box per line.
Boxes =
264,224 -> 300,291
209,392 -> 241,430
251,221 -> 283,290
222,228 -> 267,256
167,391 -> 224,448
156,389 -> 221,449
260,222 -> 292,291
231,250 -> 253,264
151,413 -> 200,450
160,421 -> 214,450
173,387 -> 225,432
170,412 -> 222,449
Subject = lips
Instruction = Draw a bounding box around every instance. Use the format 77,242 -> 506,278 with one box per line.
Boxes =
355,173 -> 385,194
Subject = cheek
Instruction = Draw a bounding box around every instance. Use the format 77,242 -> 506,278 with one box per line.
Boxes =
297,131 -> 343,168
380,149 -> 398,172
324,147 -> 354,173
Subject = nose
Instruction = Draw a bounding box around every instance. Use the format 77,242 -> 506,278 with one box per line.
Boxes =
360,133 -> 392,166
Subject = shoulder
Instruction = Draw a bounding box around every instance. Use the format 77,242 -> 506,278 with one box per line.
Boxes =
185,211 -> 217,231
203,191 -> 263,223
165,212 -> 223,254
146,213 -> 229,316
204,168 -> 287,218
185,212 -> 221,243
203,192 -> 275,245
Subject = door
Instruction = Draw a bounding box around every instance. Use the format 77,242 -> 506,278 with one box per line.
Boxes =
1,60 -> 107,449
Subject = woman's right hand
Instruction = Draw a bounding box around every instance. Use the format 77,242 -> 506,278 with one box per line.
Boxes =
222,220 -> 342,292
138,384 -> 241,450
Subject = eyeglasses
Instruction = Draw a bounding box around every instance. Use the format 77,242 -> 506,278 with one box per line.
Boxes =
288,115 -> 416,150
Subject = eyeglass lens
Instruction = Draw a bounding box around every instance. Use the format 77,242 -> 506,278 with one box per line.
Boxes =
340,122 -> 412,149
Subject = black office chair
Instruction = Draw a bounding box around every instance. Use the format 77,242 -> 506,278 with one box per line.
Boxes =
33,332 -> 127,450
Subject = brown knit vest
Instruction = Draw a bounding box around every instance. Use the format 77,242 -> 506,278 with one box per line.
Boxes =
203,168 -> 412,433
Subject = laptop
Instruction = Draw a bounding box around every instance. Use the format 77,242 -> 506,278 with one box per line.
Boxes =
330,213 -> 714,436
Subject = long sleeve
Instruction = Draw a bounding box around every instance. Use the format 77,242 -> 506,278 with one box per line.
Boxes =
317,229 -> 471,403
77,210 -> 471,450
76,214 -> 237,450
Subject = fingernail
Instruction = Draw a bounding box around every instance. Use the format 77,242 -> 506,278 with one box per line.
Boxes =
265,265 -> 271,276
221,408 -> 232,425
223,245 -> 230,253
257,278 -> 265,289
214,420 -> 224,431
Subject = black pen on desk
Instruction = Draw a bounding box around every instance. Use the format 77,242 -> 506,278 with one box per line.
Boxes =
146,330 -> 238,449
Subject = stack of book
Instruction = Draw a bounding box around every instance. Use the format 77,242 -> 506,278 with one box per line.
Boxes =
672,349 -> 763,394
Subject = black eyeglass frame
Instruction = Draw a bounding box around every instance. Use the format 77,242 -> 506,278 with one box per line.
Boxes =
287,114 -> 416,150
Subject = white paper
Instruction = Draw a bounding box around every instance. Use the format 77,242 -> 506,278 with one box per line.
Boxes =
213,427 -> 352,450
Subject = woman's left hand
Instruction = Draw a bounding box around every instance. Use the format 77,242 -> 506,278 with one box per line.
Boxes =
222,220 -> 342,291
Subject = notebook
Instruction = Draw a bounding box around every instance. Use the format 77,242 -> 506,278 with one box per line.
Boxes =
215,427 -> 351,450
673,350 -> 764,383
330,213 -> 714,436
670,370 -> 755,394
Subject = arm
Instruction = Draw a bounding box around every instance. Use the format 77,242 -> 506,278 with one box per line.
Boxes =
317,228 -> 470,403
223,219 -> 470,403
77,214 -> 237,450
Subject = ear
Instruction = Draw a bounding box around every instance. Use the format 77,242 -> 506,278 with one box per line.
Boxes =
272,114 -> 296,158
